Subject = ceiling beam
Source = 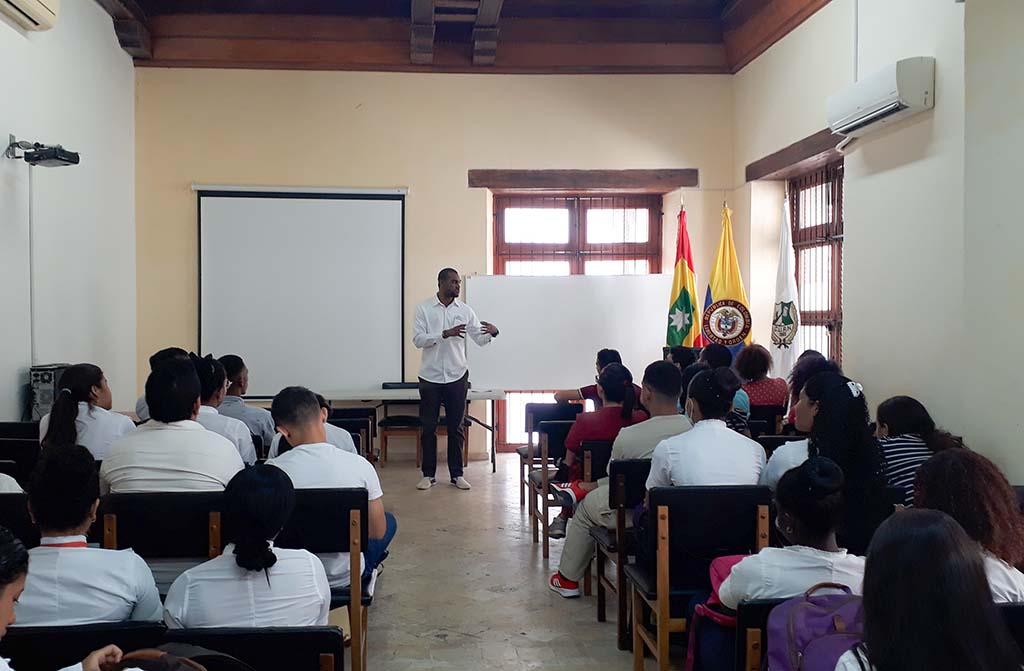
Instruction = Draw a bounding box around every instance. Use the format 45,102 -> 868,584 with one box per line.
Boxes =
94,0 -> 152,58
723,0 -> 831,72
745,128 -> 842,182
472,0 -> 503,65
410,0 -> 435,65
468,169 -> 699,191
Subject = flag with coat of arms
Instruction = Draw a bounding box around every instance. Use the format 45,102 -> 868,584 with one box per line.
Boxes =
771,198 -> 802,378
702,205 -> 752,356
666,208 -> 705,348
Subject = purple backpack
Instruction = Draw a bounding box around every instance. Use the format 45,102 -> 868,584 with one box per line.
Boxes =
766,583 -> 863,671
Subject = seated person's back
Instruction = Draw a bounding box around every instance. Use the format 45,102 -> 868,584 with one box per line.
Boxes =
163,464 -> 330,628
554,348 -> 642,410
190,354 -> 257,465
216,354 -> 276,446
101,359 -> 244,493
15,445 -> 162,626
39,364 -> 136,460
136,347 -> 190,422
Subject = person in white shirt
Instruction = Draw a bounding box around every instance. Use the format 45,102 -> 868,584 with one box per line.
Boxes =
100,359 -> 245,494
135,347 -> 190,422
412,268 -> 498,492
267,393 -> 357,459
646,367 -> 766,490
834,509 -> 1022,671
718,456 -> 865,610
163,464 -> 331,629
191,354 -> 257,465
549,361 -> 692,598
0,525 -> 126,671
216,354 -> 276,447
0,476 -> 21,494
39,364 -> 135,460
267,387 -> 396,587
914,448 -> 1024,602
15,446 -> 162,626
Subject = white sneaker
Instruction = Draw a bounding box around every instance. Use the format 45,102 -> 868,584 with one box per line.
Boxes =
451,476 -> 472,490
416,477 -> 436,490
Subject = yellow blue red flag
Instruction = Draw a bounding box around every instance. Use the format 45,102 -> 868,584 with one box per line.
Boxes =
702,205 -> 752,355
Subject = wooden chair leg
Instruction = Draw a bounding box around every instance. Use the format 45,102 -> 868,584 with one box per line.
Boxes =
583,560 -> 592,596
632,586 -> 645,671
617,557 -> 630,650
349,603 -> 364,671
519,458 -> 526,506
541,499 -> 550,559
530,485 -> 539,543
380,434 -> 388,466
596,551 -> 607,622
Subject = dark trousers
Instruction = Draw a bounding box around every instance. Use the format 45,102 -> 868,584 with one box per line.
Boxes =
419,372 -> 469,479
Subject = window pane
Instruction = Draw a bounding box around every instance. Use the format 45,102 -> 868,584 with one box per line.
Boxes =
504,260 -> 572,276
798,246 -> 832,311
586,208 -> 649,243
802,325 -> 831,360
798,184 -> 834,229
584,259 -> 650,275
504,391 -> 559,445
504,208 -> 570,243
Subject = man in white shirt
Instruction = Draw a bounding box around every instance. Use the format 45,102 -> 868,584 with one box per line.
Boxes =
191,354 -> 257,465
217,354 -> 277,447
135,347 -> 189,422
16,445 -> 162,626
412,268 -> 498,491
101,359 -> 245,494
267,393 -> 358,459
268,387 -> 396,588
550,361 -> 692,598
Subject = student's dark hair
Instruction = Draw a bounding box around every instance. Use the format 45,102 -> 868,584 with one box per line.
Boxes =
775,457 -> 845,537
797,349 -> 823,361
857,509 -> 1022,671
667,346 -> 697,370
271,386 -> 322,430
28,445 -> 99,532
788,354 -> 840,405
437,267 -> 458,283
687,367 -> 740,419
191,354 -> 227,404
876,396 -> 963,453
642,360 -> 683,401
680,361 -> 708,403
218,355 -> 246,384
597,363 -> 636,422
224,464 -> 295,574
148,347 -> 188,371
42,364 -> 103,449
734,344 -> 773,382
699,343 -> 733,369
0,526 -> 28,587
914,449 -> 1024,566
145,359 -> 201,423
596,348 -> 623,370
314,393 -> 331,412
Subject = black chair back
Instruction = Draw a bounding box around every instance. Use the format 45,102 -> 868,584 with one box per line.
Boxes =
747,420 -> 770,440
756,435 -> 800,456
349,432 -> 361,454
525,402 -> 582,432
0,494 -> 38,548
164,627 -> 345,671
536,420 -> 575,461
648,485 -> 772,591
251,434 -> 265,460
735,598 -> 786,671
0,439 -> 39,484
1000,603 -> 1024,657
0,622 -> 167,671
581,440 -> 614,482
748,405 -> 785,426
100,492 -> 224,558
0,422 -> 39,440
274,488 -> 369,554
607,459 -> 651,509
328,418 -> 370,451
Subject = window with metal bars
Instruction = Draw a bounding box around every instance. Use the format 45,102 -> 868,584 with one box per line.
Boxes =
788,162 -> 844,362
492,193 -> 663,448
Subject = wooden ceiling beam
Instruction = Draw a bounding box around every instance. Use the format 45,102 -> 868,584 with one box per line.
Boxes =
94,0 -> 152,58
723,0 -> 831,72
468,169 -> 699,191
472,0 -> 503,65
410,0 -> 436,65
745,128 -> 842,181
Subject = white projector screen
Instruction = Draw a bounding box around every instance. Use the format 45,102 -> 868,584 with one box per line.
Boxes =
465,274 -> 674,390
198,191 -> 404,397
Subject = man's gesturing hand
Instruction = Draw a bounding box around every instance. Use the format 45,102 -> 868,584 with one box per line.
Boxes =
481,321 -> 499,337
443,324 -> 467,339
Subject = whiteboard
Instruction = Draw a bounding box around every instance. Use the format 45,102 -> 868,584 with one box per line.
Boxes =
199,192 -> 403,396
465,274 -> 675,390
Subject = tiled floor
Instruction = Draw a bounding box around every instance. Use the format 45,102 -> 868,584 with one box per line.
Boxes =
365,451 -> 636,670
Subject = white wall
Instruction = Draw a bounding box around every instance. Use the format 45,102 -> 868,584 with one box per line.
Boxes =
0,0 -> 137,416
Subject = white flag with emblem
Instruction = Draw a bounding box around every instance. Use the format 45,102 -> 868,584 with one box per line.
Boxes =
771,198 -> 802,379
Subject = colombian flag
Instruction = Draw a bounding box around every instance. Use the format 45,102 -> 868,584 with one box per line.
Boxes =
702,205 -> 752,355
666,209 -> 705,347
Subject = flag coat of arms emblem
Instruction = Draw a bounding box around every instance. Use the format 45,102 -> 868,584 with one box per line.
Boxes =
702,205 -> 751,354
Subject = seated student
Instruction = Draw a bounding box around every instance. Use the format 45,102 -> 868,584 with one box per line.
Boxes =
267,387 -> 395,586
135,347 -> 189,422
163,464 -> 330,628
914,449 -> 1024,602
267,393 -> 357,459
717,457 -> 865,610
191,354 -> 257,465
735,344 -> 789,408
39,364 -> 135,459
784,350 -> 839,427
0,526 -> 125,671
216,354 -> 276,446
15,446 -> 162,626
683,344 -> 751,414
553,348 -> 642,409
836,509 -> 1022,671
0,476 -> 20,494
549,360 -> 691,597
875,396 -> 963,506
101,359 -> 245,494
665,345 -> 698,371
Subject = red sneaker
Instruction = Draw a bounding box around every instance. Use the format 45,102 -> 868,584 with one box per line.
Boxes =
551,480 -> 591,507
549,572 -> 581,598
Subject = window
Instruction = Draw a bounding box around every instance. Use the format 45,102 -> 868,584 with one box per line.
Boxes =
789,162 -> 844,362
493,193 -> 663,448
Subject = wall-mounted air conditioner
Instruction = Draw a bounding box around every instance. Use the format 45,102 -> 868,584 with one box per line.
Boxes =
1,0 -> 58,31
827,57 -> 935,138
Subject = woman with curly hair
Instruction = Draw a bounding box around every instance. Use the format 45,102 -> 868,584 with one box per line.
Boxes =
914,448 -> 1024,602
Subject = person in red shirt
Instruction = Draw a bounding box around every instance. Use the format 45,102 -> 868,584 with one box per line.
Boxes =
735,344 -> 790,408
553,348 -> 642,409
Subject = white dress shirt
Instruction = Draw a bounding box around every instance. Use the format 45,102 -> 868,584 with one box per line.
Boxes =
163,542 -> 330,629
267,423 -> 357,459
100,420 -> 245,494
39,403 -> 136,460
647,419 -> 766,489
135,395 -> 150,422
195,405 -> 257,465
268,443 -> 383,588
217,396 -> 276,446
759,438 -> 810,489
0,475 -> 21,493
717,545 -> 866,610
413,296 -> 493,384
835,649 -> 873,671
985,552 -> 1024,603
14,535 -> 163,626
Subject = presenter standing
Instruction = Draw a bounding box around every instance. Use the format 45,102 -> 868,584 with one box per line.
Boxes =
413,268 -> 499,491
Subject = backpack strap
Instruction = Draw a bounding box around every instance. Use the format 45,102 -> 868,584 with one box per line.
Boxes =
804,582 -> 853,597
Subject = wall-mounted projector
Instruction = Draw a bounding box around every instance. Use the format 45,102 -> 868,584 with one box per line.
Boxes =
4,136 -> 80,167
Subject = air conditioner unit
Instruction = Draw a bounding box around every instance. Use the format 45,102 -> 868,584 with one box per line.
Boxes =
827,57 -> 935,138
1,0 -> 58,31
